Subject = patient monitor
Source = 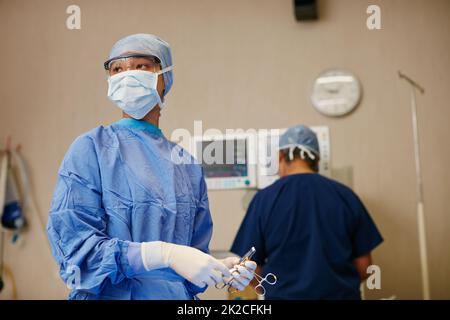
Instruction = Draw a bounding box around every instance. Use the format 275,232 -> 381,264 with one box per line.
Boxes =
192,132 -> 257,190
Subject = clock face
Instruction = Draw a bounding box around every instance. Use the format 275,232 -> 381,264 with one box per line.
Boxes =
311,69 -> 361,117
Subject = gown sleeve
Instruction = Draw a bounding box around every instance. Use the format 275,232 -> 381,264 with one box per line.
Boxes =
46,135 -> 144,296
185,171 -> 213,296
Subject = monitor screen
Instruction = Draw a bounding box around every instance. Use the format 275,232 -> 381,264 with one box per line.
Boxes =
196,139 -> 248,178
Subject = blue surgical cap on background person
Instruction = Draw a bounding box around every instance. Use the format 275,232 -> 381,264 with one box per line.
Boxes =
106,33 -> 173,96
279,125 -> 320,159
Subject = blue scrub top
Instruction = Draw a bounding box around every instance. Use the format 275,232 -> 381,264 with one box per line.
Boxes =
231,173 -> 383,300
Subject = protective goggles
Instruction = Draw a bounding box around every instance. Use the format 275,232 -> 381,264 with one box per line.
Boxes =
104,54 -> 161,72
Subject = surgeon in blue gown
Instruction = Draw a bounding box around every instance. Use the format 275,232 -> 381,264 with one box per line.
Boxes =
47,33 -> 256,300
231,125 -> 383,299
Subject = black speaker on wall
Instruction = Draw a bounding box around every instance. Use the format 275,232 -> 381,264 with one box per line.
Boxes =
294,0 -> 318,21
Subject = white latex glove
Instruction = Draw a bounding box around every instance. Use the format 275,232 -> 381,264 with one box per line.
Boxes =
221,257 -> 257,291
141,241 -> 231,288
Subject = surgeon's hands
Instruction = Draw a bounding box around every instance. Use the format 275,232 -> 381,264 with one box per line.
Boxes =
166,243 -> 233,288
221,257 -> 257,291
141,241 -> 231,288
140,242 -> 257,290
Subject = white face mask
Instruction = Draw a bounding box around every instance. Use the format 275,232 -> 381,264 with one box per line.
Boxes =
107,66 -> 173,119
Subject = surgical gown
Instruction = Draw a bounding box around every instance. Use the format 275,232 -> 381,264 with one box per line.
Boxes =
231,173 -> 383,299
47,119 -> 212,300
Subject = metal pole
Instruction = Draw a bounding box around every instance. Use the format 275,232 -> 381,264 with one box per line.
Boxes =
398,71 -> 430,300
0,231 -> 4,278
0,152 -> 8,291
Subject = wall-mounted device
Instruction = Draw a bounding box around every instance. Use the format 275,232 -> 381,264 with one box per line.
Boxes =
294,0 -> 318,21
192,133 -> 257,190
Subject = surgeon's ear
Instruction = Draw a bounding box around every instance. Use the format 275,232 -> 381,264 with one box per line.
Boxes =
157,71 -> 165,99
278,151 -> 284,163
278,151 -> 286,177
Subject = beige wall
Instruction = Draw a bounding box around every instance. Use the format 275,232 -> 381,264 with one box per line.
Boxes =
0,0 -> 449,299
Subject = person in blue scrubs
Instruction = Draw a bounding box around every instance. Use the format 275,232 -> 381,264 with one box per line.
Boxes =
231,125 -> 383,299
47,34 -> 256,300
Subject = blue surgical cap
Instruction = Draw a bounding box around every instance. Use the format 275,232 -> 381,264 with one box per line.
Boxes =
106,33 -> 173,96
279,125 -> 320,159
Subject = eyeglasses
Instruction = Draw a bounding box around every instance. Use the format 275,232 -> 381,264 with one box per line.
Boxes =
104,54 -> 161,76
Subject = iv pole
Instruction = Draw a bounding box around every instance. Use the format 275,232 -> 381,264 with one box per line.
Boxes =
398,71 -> 429,300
